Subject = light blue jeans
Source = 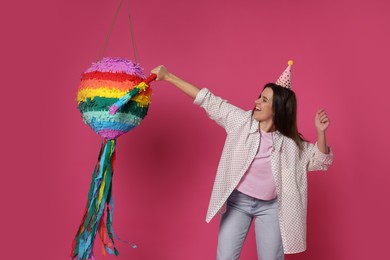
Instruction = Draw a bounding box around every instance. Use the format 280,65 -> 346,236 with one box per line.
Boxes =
217,189 -> 284,260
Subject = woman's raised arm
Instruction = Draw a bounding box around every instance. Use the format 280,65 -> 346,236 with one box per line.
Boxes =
151,65 -> 200,99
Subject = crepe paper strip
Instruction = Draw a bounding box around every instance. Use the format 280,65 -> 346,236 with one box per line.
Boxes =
82,111 -> 143,126
79,79 -> 140,92
105,198 -> 138,249
82,71 -> 144,82
77,88 -> 151,107
71,140 -> 119,260
77,88 -> 128,102
85,57 -> 145,77
112,231 -> 138,249
109,74 -> 156,115
78,96 -> 150,116
97,130 -> 126,140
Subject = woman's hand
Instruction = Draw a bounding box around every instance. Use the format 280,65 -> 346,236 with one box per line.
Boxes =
151,65 -> 170,81
315,109 -> 330,133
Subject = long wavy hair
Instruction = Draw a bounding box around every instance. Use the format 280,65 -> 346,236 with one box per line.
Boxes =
262,83 -> 305,150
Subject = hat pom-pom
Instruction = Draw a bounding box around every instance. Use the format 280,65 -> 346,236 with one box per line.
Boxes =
288,60 -> 293,66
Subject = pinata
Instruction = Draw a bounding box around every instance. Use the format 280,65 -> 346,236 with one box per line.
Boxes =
71,57 -> 156,259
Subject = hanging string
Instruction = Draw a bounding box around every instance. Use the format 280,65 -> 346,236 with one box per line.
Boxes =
97,0 -> 140,63
128,0 -> 140,63
98,0 -> 125,61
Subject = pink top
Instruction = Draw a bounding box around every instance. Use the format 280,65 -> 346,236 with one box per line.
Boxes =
236,128 -> 276,200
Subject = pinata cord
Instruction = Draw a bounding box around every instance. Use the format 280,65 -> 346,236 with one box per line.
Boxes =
98,0 -> 140,63
71,140 -> 119,260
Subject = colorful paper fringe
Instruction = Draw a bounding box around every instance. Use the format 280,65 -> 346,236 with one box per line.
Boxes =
72,58 -> 152,259
76,57 -> 152,140
72,140 -> 118,260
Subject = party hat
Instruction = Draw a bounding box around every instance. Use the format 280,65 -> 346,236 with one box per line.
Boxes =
275,60 -> 293,88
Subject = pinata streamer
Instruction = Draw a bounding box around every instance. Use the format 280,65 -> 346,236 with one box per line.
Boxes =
72,57 -> 156,260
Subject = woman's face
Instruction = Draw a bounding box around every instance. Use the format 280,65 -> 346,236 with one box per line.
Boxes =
252,87 -> 274,123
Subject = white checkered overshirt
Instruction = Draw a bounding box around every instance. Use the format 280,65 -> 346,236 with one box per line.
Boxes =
194,88 -> 333,254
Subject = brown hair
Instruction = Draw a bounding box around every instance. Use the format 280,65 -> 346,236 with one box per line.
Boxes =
263,83 -> 305,150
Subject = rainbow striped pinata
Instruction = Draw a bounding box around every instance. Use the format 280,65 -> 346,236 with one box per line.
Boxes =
72,57 -> 154,260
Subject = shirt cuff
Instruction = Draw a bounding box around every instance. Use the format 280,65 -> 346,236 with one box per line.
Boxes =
194,88 -> 210,106
314,142 -> 334,165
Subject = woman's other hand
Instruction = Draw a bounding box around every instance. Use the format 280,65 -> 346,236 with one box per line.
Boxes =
315,109 -> 330,133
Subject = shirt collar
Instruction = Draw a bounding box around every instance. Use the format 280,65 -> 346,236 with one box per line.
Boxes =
250,118 -> 260,133
272,131 -> 283,152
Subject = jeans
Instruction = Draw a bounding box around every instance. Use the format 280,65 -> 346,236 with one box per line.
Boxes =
217,189 -> 284,260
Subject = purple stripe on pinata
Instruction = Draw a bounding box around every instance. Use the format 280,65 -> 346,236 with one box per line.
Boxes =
85,57 -> 145,79
109,105 -> 119,115
98,129 -> 126,140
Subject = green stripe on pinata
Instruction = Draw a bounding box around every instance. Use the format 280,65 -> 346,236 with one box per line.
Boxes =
78,97 -> 149,119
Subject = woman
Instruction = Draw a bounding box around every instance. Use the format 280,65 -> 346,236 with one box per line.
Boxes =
151,63 -> 333,260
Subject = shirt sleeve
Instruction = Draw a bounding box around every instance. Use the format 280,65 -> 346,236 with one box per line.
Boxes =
304,142 -> 334,172
194,88 -> 247,132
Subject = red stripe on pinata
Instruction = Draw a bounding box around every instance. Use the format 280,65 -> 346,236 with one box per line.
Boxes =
82,71 -> 145,83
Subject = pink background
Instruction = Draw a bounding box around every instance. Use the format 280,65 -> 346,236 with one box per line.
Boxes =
2,0 -> 389,259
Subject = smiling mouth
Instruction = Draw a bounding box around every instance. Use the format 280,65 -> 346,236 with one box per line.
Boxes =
255,106 -> 261,111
